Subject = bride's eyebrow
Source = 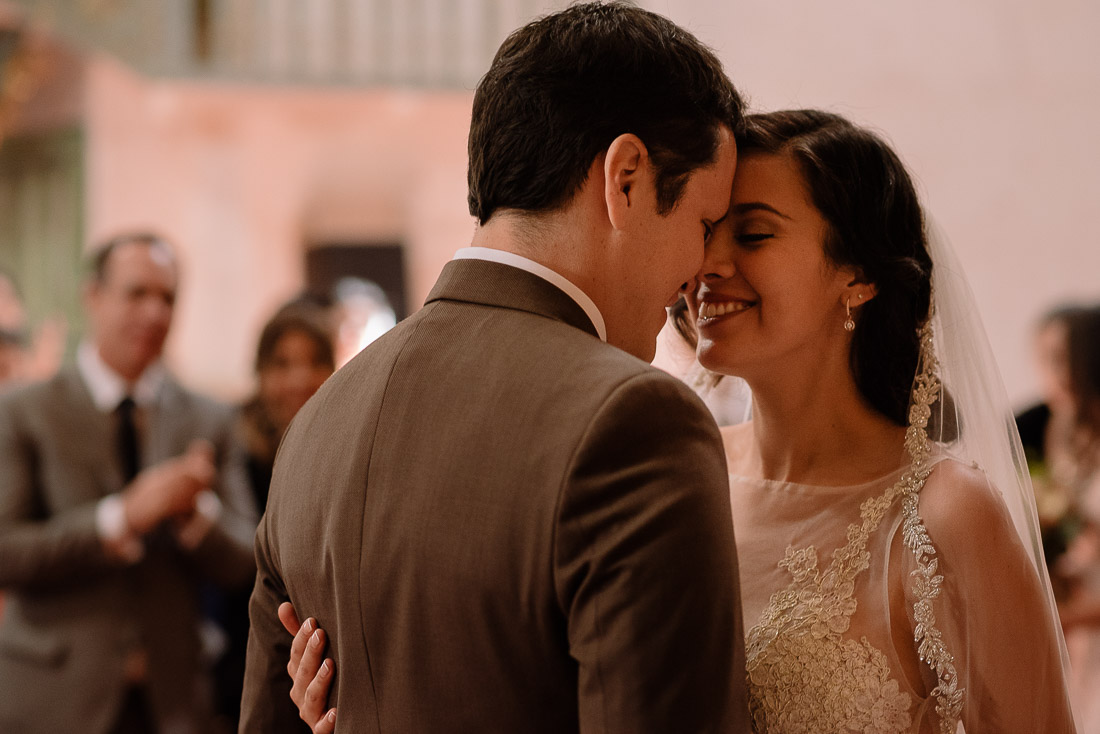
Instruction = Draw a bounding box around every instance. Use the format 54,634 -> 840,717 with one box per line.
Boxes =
732,202 -> 792,220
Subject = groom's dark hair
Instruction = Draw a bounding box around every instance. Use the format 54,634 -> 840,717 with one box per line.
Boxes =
467,2 -> 744,225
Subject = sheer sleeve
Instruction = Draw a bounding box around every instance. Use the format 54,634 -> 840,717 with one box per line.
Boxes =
915,460 -> 1076,733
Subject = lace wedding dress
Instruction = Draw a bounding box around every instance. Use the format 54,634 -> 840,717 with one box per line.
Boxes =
728,325 -> 1076,733
732,454 -> 1075,733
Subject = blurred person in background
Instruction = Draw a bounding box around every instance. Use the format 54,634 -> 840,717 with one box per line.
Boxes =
0,232 -> 257,734
1018,305 -> 1086,593
209,301 -> 334,732
1037,305 -> 1100,731
0,320 -> 24,387
0,268 -> 27,387
0,268 -> 66,390
330,277 -> 397,368
238,301 -> 336,508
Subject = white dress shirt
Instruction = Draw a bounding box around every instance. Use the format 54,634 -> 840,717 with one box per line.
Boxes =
453,247 -> 607,341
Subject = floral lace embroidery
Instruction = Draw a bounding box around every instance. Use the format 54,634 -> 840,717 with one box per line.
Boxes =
900,322 -> 964,733
745,467 -> 931,734
745,321 -> 963,734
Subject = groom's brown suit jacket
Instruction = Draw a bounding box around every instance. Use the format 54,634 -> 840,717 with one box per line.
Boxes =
241,258 -> 748,733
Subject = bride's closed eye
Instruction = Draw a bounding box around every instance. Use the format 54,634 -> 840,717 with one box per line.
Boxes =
736,232 -> 773,247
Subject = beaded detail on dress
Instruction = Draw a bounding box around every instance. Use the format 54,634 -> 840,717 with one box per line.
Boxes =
745,467 -> 931,733
744,321 -> 963,734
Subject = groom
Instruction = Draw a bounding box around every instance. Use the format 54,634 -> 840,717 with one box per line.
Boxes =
241,3 -> 748,731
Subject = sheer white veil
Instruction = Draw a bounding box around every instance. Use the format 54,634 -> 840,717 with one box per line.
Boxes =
922,219 -> 1071,672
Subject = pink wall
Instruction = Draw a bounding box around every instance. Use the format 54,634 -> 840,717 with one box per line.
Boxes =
84,57 -> 473,399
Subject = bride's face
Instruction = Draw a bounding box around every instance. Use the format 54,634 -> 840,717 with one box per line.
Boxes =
684,152 -> 856,379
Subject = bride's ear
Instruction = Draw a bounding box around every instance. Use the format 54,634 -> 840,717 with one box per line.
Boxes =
841,273 -> 878,310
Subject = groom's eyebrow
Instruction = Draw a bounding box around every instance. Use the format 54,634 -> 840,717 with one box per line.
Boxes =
732,202 -> 793,220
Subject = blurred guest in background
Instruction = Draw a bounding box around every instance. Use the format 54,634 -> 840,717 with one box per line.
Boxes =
0,323 -> 24,387
1022,304 -> 1100,730
0,269 -> 27,387
0,267 -> 66,389
209,301 -> 334,732
0,232 -> 257,734
238,301 -> 335,508
1018,305 -> 1086,587
330,277 -> 397,368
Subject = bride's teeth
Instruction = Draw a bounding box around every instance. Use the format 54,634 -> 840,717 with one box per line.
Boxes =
700,300 -> 753,320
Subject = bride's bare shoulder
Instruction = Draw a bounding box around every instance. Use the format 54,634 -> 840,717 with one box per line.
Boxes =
918,458 -> 1018,555
719,422 -> 754,475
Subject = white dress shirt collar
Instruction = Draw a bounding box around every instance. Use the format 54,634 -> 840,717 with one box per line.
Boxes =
453,247 -> 607,341
77,340 -> 166,412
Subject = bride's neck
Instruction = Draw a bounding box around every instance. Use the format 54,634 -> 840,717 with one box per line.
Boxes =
742,365 -> 906,486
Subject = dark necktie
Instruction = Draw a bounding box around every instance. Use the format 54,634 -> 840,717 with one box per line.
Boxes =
117,396 -> 141,483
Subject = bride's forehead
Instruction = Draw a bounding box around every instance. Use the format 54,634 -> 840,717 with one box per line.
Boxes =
729,155 -> 819,221
732,155 -> 811,202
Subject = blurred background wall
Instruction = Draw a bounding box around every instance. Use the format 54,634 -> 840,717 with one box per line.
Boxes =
1,0 -> 1097,404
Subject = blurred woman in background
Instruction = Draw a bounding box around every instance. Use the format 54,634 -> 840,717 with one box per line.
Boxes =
1043,305 -> 1100,732
1018,306 -> 1086,593
211,301 -> 336,732
237,303 -> 337,509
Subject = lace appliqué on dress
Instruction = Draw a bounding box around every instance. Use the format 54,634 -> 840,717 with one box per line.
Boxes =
745,322 -> 963,734
745,468 -> 931,734
900,323 -> 965,731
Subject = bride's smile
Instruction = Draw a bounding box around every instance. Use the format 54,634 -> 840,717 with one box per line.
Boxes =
695,296 -> 756,322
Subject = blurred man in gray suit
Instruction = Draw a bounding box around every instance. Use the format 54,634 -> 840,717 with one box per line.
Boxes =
0,233 -> 257,733
243,4 -> 750,732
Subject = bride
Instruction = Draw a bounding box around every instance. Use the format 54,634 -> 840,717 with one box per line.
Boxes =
279,110 -> 1075,733
677,109 -> 1074,732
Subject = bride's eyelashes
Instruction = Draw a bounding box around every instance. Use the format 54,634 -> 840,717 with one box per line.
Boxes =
736,232 -> 773,247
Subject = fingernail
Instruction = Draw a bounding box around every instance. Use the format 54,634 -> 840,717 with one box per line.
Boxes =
327,710 -> 337,722
310,630 -> 322,646
320,659 -> 331,676
304,618 -> 316,633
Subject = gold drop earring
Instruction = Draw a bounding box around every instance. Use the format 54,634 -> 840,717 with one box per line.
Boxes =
844,297 -> 856,332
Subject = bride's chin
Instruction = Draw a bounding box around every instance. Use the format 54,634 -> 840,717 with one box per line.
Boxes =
696,345 -> 740,375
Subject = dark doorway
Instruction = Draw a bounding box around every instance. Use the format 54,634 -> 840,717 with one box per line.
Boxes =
305,242 -> 407,320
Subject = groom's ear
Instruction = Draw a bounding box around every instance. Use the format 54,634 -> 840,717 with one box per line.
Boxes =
604,133 -> 650,230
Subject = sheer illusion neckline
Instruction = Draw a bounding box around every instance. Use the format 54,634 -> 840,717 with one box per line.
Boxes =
728,463 -> 909,492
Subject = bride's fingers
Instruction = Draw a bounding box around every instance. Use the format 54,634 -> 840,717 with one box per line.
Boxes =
286,615 -> 316,680
313,708 -> 337,734
302,658 -> 336,731
278,601 -> 301,636
290,626 -> 326,708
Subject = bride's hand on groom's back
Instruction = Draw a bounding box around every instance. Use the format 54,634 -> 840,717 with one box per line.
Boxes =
279,602 -> 337,733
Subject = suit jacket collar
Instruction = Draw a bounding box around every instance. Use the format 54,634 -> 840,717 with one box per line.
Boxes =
425,258 -> 601,340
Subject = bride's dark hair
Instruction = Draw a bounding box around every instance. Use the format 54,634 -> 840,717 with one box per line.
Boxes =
672,109 -> 933,426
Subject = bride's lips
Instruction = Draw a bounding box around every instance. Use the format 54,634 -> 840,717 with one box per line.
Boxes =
696,297 -> 757,325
